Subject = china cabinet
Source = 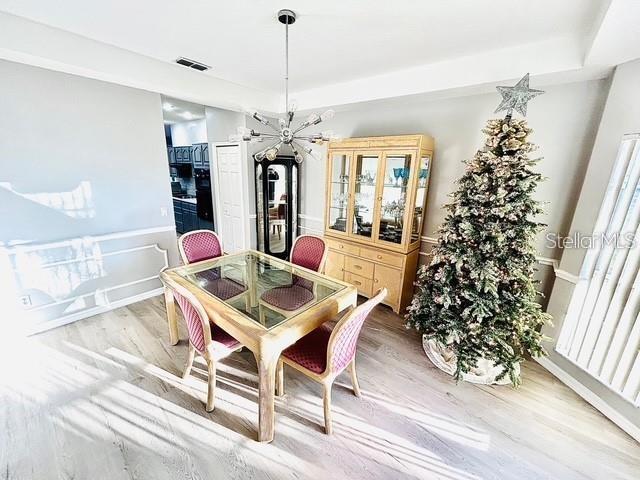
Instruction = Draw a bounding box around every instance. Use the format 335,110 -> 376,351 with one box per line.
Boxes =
323,135 -> 434,313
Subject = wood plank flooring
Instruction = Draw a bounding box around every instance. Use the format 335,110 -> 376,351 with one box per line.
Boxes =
1,295 -> 639,480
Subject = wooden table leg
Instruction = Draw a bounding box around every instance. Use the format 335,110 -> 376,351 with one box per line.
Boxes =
247,256 -> 258,308
164,287 -> 179,346
255,351 -> 279,442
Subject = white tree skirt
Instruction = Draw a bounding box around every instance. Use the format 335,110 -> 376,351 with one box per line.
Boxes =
422,336 -> 518,386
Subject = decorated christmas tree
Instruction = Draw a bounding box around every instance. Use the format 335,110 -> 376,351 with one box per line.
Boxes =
406,74 -> 551,386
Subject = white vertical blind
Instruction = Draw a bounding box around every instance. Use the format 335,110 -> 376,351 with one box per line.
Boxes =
557,135 -> 640,407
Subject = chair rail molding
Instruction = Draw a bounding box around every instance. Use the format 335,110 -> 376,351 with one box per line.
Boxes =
418,235 -> 577,282
2,226 -> 175,335
298,214 -> 323,235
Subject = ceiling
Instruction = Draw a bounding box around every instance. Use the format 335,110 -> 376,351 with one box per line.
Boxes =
0,0 -> 637,111
0,0 -> 603,92
161,96 -> 205,124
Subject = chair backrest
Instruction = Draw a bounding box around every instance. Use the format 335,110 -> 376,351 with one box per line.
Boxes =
327,288 -> 387,373
277,194 -> 287,219
179,229 -> 223,264
290,235 -> 328,273
170,285 -> 212,355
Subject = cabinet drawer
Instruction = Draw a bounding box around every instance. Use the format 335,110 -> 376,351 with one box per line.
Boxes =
326,238 -> 359,256
344,271 -> 373,297
344,256 -> 374,278
360,247 -> 404,268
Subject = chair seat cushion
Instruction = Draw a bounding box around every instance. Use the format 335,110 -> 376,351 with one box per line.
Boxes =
202,276 -> 247,301
282,324 -> 332,374
260,285 -> 314,311
211,323 -> 241,349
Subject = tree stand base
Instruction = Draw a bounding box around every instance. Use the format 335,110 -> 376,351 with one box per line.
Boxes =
422,336 -> 519,386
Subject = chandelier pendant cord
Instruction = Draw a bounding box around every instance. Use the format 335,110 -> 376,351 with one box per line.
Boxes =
284,15 -> 289,114
231,8 -> 337,163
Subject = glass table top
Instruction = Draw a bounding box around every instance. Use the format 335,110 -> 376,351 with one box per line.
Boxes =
173,251 -> 346,329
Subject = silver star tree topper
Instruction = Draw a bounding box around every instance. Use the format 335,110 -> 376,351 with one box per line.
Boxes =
494,73 -> 544,119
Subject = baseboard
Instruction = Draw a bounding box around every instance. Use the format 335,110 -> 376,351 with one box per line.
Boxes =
28,287 -> 165,336
536,356 -> 640,443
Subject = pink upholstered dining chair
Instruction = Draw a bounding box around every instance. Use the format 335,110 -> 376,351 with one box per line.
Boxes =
258,235 -> 328,321
276,288 -> 387,434
178,229 -> 247,302
168,282 -> 242,412
290,234 -> 328,273
178,229 -> 223,264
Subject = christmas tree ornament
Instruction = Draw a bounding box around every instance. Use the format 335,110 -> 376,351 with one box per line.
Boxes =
407,77 -> 550,386
494,73 -> 544,119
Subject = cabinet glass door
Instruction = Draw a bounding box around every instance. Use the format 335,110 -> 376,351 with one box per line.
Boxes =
410,154 -> 431,243
351,153 -> 380,239
327,152 -> 351,234
377,152 -> 414,245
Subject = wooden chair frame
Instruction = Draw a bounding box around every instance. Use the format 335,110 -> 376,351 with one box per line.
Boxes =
164,279 -> 241,412
276,288 -> 387,434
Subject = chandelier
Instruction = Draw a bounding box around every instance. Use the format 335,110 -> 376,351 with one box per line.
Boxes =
230,9 -> 336,163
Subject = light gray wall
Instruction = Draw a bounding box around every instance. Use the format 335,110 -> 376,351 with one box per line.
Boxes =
0,59 -> 179,331
205,106 -> 245,143
544,59 -> 640,436
297,79 -> 608,295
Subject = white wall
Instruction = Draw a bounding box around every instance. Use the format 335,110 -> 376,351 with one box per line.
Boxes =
544,59 -> 640,441
170,119 -> 207,146
0,59 -> 178,332
297,79 -> 608,270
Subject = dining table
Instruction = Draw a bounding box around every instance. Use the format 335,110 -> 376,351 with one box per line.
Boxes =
160,250 -> 357,442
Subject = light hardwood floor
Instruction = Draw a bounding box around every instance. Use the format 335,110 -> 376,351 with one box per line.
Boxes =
1,296 -> 638,480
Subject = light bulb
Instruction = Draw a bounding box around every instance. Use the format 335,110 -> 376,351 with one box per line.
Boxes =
255,150 -> 266,161
245,108 -> 268,124
320,109 -> 335,122
265,147 -> 279,161
279,117 -> 286,129
306,113 -> 320,125
288,100 -> 298,112
321,130 -> 334,141
294,153 -> 303,164
229,134 -> 243,142
244,107 -> 258,117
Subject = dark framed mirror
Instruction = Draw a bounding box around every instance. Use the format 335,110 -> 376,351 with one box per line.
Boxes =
255,155 -> 299,259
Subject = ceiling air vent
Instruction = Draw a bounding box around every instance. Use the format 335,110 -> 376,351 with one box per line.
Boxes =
175,57 -> 211,72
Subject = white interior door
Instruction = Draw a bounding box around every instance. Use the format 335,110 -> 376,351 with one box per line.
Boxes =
212,143 -> 249,253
